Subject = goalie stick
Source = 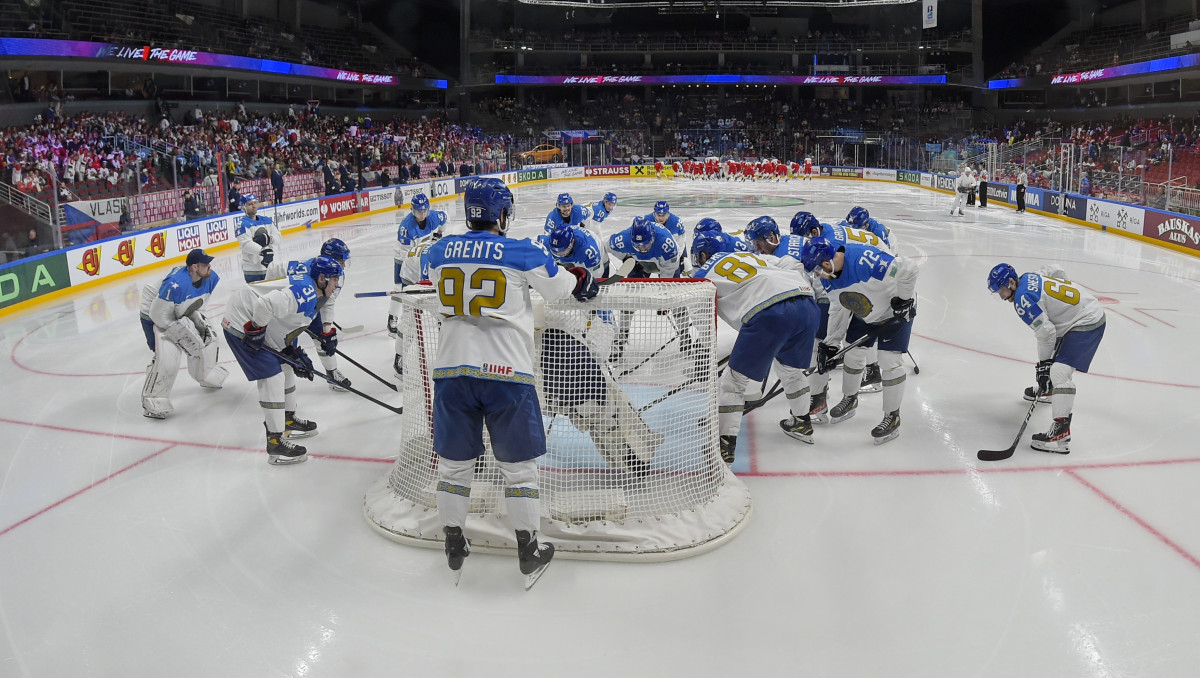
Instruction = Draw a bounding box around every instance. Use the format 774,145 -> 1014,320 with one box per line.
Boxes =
265,345 -> 403,415
332,321 -> 365,334
636,355 -> 731,414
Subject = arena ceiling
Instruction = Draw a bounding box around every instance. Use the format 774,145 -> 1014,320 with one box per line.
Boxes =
511,0 -> 920,7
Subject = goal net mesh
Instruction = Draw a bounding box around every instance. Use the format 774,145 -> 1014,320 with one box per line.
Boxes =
363,280 -> 752,561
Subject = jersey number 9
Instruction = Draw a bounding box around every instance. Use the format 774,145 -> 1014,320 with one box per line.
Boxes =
438,268 -> 508,316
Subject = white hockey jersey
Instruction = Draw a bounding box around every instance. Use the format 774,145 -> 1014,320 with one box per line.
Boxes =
820,242 -> 919,344
400,239 -> 436,285
235,213 -> 282,275
221,273 -> 321,350
1012,272 -> 1106,361
140,265 -> 220,327
426,230 -> 576,385
693,251 -> 814,331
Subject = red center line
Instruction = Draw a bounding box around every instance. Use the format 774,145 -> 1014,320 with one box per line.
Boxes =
0,443 -> 177,538
1065,468 -> 1200,573
0,417 -> 392,465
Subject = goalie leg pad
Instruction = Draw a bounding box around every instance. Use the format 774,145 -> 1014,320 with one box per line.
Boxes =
163,319 -> 205,358
879,350 -> 907,413
436,457 -> 475,529
187,340 -> 228,388
498,459 -> 541,534
718,368 -> 752,437
258,372 -> 286,433
1049,362 -> 1077,419
142,329 -> 184,417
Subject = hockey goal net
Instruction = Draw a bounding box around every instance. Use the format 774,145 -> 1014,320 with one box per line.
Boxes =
363,280 -> 752,561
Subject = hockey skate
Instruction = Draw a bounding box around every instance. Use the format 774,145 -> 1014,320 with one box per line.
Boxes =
285,411 -> 318,439
393,354 -> 403,379
266,425 -> 308,465
829,395 -> 858,424
1031,414 -> 1071,454
444,525 -> 470,586
957,209 -> 964,216
386,314 -> 399,338
858,363 -> 882,394
719,435 -> 737,463
779,414 -> 814,444
327,368 -> 351,392
871,410 -> 901,445
1022,386 -> 1052,404
516,530 -> 554,590
808,387 -> 829,424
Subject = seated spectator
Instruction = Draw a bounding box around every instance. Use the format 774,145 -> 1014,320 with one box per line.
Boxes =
119,204 -> 133,232
183,189 -> 205,219
380,168 -> 392,187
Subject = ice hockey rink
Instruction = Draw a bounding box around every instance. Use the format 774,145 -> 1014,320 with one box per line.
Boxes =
3,175 -> 1200,677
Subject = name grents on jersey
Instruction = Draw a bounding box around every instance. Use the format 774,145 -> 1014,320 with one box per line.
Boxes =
177,224 -> 202,251
442,240 -> 505,260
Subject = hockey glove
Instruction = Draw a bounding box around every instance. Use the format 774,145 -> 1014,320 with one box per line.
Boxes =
1035,359 -> 1053,397
568,266 -> 599,302
890,296 -> 916,323
815,342 -> 840,374
283,345 -> 315,380
242,321 -> 266,353
259,247 -> 274,266
252,231 -> 271,248
317,326 -> 338,355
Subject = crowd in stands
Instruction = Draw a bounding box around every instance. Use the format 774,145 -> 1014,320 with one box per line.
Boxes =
473,23 -> 962,49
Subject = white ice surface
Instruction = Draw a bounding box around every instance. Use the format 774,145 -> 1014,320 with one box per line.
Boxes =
2,177 -> 1200,677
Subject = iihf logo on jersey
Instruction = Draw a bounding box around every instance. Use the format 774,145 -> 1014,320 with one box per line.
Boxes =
146,232 -> 166,258
112,238 -> 135,267
482,363 -> 514,377
77,246 -> 102,277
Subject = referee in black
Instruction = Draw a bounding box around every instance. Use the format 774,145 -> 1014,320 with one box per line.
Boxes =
1016,166 -> 1028,213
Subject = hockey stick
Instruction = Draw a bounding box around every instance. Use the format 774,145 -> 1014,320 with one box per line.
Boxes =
332,321 -> 365,334
906,351 -> 920,374
741,329 -> 883,415
978,348 -> 1059,461
636,354 -> 732,414
976,399 -> 1038,462
599,257 -> 638,286
332,346 -> 398,391
265,345 -> 403,415
354,291 -> 390,298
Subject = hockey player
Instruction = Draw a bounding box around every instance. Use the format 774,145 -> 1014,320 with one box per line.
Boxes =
743,216 -> 833,422
544,192 -> 594,233
654,159 -> 665,178
645,200 -> 686,272
694,217 -> 750,253
691,232 -> 821,462
588,192 -> 619,230
308,238 -> 352,391
845,206 -> 894,249
388,193 -> 447,336
951,166 -> 974,216
609,215 -> 681,280
800,236 -> 919,444
221,255 -> 343,465
139,248 -> 227,419
803,156 -> 814,180
987,264 -> 1106,454
235,194 -> 281,282
540,223 -> 609,278
426,177 -> 598,587
392,230 -> 440,378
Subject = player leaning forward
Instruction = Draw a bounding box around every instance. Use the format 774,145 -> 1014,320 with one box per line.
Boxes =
801,236 -> 919,444
426,177 -> 599,587
140,248 -> 229,418
987,264 -> 1105,453
691,232 -> 821,464
221,255 -> 343,464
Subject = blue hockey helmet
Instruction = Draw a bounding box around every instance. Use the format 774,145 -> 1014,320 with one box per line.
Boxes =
987,263 -> 1018,293
744,216 -> 780,243
603,192 -> 618,206
320,238 -> 350,266
800,236 -> 837,273
790,211 -> 821,237
694,217 -> 723,234
556,192 -> 573,207
239,193 -> 258,207
463,178 -> 514,231
308,254 -> 343,281
691,231 -> 733,267
411,193 -> 430,212
630,215 -> 655,252
547,223 -> 575,257
653,200 -> 670,215
847,206 -> 870,228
